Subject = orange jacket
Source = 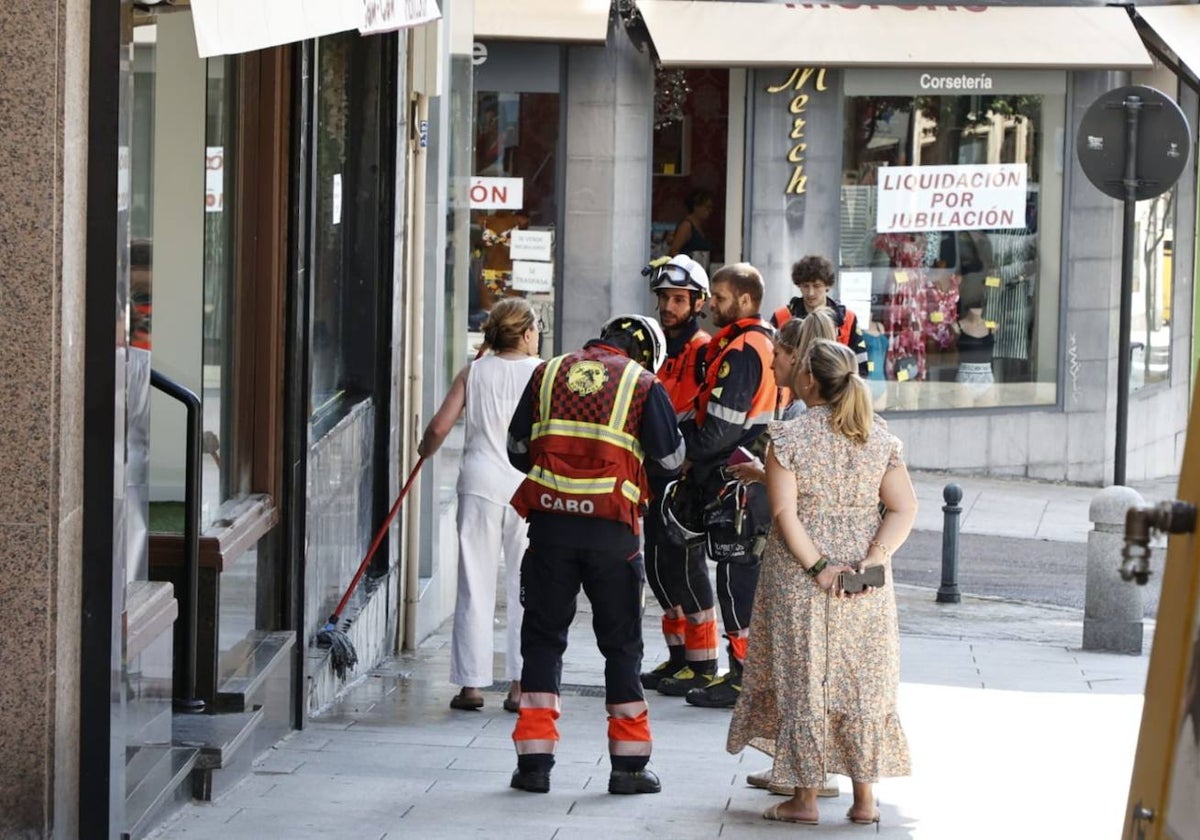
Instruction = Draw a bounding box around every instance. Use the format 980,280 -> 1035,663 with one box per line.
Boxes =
694,318 -> 777,430
657,328 -> 710,422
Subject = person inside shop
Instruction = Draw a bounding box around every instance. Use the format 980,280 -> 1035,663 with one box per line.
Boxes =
770,255 -> 869,377
507,314 -> 683,796
668,189 -> 715,267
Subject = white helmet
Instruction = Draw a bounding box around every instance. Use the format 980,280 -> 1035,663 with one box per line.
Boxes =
600,313 -> 667,373
646,254 -> 710,299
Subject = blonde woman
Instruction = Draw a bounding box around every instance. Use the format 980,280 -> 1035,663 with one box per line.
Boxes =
418,299 -> 541,712
727,339 -> 917,826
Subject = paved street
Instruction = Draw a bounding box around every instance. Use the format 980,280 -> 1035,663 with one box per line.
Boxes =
151,470 -> 1170,839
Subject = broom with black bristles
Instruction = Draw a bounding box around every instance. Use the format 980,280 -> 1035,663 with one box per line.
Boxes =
317,456 -> 426,680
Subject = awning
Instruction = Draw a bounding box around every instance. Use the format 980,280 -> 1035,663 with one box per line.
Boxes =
1133,5 -> 1200,85
634,1 -> 1152,70
474,0 -> 611,43
190,0 -> 441,59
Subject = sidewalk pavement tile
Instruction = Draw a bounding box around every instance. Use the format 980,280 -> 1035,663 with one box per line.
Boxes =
154,467 -> 1172,839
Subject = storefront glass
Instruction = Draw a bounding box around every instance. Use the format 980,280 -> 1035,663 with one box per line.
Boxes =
469,42 -> 561,355
1130,67 -> 1179,393
839,70 -> 1066,412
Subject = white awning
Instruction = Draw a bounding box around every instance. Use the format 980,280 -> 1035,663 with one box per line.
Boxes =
634,1 -> 1152,70
474,0 -> 610,43
190,0 -> 441,59
1134,5 -> 1200,83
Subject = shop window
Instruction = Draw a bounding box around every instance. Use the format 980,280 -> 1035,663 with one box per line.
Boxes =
310,33 -> 387,435
468,89 -> 560,354
650,68 -> 729,267
1131,190 -> 1175,392
839,80 -> 1065,412
1128,69 -> 1178,394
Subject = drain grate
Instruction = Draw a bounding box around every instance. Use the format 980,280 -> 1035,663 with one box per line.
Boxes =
484,682 -> 606,698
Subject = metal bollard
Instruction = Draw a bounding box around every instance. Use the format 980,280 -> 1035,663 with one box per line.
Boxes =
936,483 -> 962,604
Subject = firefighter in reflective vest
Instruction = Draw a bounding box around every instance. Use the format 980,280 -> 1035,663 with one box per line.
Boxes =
671,263 -> 778,709
771,254 -> 869,376
636,255 -> 722,697
507,314 -> 685,796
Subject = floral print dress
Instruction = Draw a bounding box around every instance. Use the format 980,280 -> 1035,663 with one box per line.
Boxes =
726,407 -> 911,787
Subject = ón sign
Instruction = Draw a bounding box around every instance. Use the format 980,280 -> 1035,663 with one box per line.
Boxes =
468,176 -> 524,210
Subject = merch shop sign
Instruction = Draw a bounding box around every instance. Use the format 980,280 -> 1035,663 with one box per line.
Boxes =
765,67 -> 828,196
875,163 -> 1027,232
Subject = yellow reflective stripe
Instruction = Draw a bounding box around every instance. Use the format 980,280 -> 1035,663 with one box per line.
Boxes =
620,480 -> 641,503
528,465 -> 617,495
530,419 -> 644,460
608,361 -> 641,431
539,356 -> 566,423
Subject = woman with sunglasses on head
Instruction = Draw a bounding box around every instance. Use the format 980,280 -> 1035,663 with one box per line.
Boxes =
727,339 -> 917,827
418,298 -> 542,713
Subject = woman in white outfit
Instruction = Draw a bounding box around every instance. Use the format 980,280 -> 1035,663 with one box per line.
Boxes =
418,298 -> 542,712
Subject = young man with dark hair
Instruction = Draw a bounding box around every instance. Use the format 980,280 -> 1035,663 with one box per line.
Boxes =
771,255 -> 869,376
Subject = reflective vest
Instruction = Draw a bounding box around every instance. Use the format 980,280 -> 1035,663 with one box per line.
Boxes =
657,327 -> 710,422
773,301 -> 858,349
510,345 -> 654,534
694,318 -> 778,429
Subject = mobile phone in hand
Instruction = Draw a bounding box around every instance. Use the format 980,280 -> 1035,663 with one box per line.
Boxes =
726,446 -> 755,466
839,564 -> 886,593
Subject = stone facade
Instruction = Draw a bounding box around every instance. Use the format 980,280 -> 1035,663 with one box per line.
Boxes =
0,0 -> 90,835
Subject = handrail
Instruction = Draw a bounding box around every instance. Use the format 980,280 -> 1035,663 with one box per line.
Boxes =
150,369 -> 205,713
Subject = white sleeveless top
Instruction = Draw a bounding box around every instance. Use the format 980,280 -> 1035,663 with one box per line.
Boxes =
457,353 -> 542,505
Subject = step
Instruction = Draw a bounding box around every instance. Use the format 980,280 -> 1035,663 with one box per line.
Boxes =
125,580 -> 177,663
122,745 -> 198,840
173,707 -> 265,771
216,629 -> 295,712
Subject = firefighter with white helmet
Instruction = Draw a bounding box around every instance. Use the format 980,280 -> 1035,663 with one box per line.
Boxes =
507,312 -> 683,796
639,255 -> 723,698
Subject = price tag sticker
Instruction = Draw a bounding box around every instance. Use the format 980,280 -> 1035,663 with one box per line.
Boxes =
930,311 -> 944,323
986,275 -> 1001,288
895,271 -> 909,285
897,369 -> 910,382
985,320 -> 998,330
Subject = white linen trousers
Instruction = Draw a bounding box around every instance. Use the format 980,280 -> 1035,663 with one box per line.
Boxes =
448,353 -> 540,688
449,494 -> 527,687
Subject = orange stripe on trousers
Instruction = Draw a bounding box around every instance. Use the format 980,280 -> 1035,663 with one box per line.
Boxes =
607,710 -> 651,744
662,615 -> 686,645
513,706 -> 560,745
685,618 -> 718,656
728,633 -> 749,663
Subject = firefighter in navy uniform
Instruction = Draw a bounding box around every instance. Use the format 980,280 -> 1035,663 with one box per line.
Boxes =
667,263 -> 778,709
771,254 -> 869,376
508,314 -> 684,796
637,255 -> 722,697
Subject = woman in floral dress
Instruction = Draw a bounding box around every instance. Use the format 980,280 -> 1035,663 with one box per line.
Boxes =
727,339 -> 918,826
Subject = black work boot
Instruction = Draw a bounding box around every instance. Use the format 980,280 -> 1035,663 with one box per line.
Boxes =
510,768 -> 551,793
609,767 -> 662,794
685,657 -> 743,709
640,656 -> 685,691
656,664 -> 717,696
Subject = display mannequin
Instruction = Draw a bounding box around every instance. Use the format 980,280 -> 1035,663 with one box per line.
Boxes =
953,299 -> 996,407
